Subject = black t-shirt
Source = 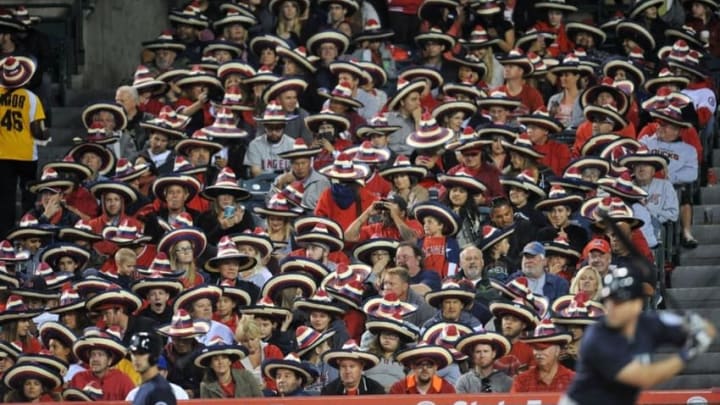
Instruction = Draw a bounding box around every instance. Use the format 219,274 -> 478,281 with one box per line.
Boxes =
132,374 -> 177,405
566,312 -> 687,405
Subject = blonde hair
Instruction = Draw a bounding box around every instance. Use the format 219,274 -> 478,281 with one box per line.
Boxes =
481,48 -> 495,84
169,241 -> 200,285
236,315 -> 262,342
570,265 -> 603,301
275,0 -> 303,38
114,248 -> 137,265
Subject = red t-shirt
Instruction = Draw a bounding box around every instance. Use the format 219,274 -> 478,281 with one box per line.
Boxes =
511,364 -> 575,392
365,171 -> 393,199
421,235 -> 450,278
70,369 -> 136,400
358,220 -> 424,242
220,380 -> 235,397
494,84 -> 545,117
571,120 -> 637,158
495,340 -> 536,377
534,140 -> 571,176
65,186 -> 99,218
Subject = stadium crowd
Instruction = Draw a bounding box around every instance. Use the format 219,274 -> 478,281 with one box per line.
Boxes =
0,0 -> 718,401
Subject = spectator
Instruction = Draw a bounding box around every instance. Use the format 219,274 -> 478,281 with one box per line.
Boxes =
390,343 -> 455,394
511,320 -> 575,392
262,352 -> 318,397
509,242 -> 570,303
194,337 -> 263,398
70,330 -> 136,400
321,340 -> 385,395
455,331 -> 513,393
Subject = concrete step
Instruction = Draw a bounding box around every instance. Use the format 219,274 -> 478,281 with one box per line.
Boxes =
656,374 -> 720,390
713,149 -> 720,167
37,145 -> 71,169
665,287 -> 720,309
63,88 -> 116,107
51,107 -> 84,129
671,266 -> 720,288
49,128 -> 82,147
693,204 -> 720,224
690,225 -> 720,245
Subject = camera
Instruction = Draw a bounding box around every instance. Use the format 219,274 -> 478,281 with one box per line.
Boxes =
318,129 -> 335,143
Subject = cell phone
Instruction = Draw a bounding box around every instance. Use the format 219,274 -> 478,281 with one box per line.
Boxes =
224,205 -> 236,218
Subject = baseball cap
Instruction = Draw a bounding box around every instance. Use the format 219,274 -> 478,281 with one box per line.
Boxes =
583,238 -> 610,258
522,241 -> 545,257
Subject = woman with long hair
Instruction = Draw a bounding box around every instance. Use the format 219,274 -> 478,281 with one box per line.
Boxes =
158,225 -> 208,288
463,25 -> 504,87
547,55 -> 589,129
231,230 -> 274,289
235,317 -> 284,391
38,321 -> 85,384
0,295 -> 42,354
195,338 -> 263,398
273,0 -> 307,46
3,363 -> 62,402
478,225 -> 515,283
49,286 -> 92,337
439,172 -> 487,249
378,155 -> 429,209
253,194 -> 303,263
363,308 -> 418,391
569,265 -> 602,300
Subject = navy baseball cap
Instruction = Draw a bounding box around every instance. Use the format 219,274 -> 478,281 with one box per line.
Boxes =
522,241 -> 545,257
600,266 -> 644,302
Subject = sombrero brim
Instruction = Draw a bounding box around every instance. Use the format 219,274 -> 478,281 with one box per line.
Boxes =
319,163 -> 370,181
597,181 -> 648,201
276,46 -> 318,73
131,278 -> 184,298
565,22 -> 606,45
5,227 -> 55,242
280,257 -> 331,281
157,227 -> 208,258
354,29 -> 395,43
583,105 -> 628,131
414,32 -> 456,50
43,161 -> 93,180
138,122 -> 186,140
503,141 -> 545,159
566,157 -> 611,176
517,116 -> 564,134
617,154 -> 668,172
644,75 -> 690,93
497,56 -> 534,76
425,289 -> 476,308
142,39 -> 186,52
263,359 -> 314,383
388,80 -> 427,111
240,305 -> 292,322
169,13 -> 209,29
28,178 -> 74,194
156,319 -> 211,338
616,21 -> 655,51
352,239 -> 399,265
253,206 -> 303,218
175,138 -> 223,156
81,103 -> 127,131
86,290 -> 142,313
39,244 -> 91,269
0,307 -> 43,323
324,350 -> 380,370
90,181 -> 138,204
3,364 -> 61,391
580,85 -> 629,115
476,97 -> 522,110
489,301 -> 539,327
230,234 -> 273,258
544,243 -> 581,260
39,322 -> 77,349
535,195 -> 583,211
603,60 -> 646,86
277,147 -> 323,160
456,332 -> 511,358
667,60 -> 706,80
477,226 -> 515,251
295,233 -> 344,253
294,299 -> 345,317
194,346 -> 247,368
437,173 -> 487,195
329,61 -> 371,85
173,285 -> 222,313
261,273 -> 317,300
535,1 -> 577,11
399,68 -> 444,90
395,345 -> 453,369
307,31 -> 350,56
432,101 -> 477,123
317,90 -> 363,109
366,319 -> 418,342
500,177 -> 546,199
201,185 -> 252,201
12,287 -> 61,300
73,337 -> 127,367
649,110 -> 691,128
305,113 -> 350,134
262,78 -> 308,104
204,254 -> 257,273
67,143 -> 116,176
152,175 -> 201,201
406,126 -> 454,149
629,0 -> 664,18
378,165 -> 428,180
297,329 -> 336,357
414,203 -> 460,236
522,332 -> 573,345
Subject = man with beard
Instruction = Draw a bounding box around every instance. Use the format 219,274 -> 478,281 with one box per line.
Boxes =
489,298 -> 540,377
512,320 -> 575,392
456,331 -> 513,393
345,195 -> 423,244
157,309 -> 209,399
457,246 -> 499,305
582,238 -> 612,278
509,242 -> 569,303
321,341 -> 385,395
70,331 -> 136,400
390,343 -> 456,394
245,103 -> 296,177
273,139 -> 331,209
262,353 -> 319,397
128,332 -> 177,405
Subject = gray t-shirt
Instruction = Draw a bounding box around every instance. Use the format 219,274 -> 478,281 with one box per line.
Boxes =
244,134 -> 295,173
456,369 -> 513,393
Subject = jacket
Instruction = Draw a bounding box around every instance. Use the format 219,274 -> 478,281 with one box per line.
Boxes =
320,375 -> 386,395
199,368 -> 263,398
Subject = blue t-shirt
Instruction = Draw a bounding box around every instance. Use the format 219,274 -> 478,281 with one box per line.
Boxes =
409,269 -> 442,291
132,374 -> 177,405
566,312 -> 687,405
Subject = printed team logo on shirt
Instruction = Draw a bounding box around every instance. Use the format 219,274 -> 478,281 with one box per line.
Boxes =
647,148 -> 679,161
262,159 -> 290,171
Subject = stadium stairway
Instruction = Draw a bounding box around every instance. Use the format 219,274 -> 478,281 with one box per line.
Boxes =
656,151 -> 720,390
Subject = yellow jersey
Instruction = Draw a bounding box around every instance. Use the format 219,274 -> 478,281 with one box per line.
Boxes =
0,87 -> 45,161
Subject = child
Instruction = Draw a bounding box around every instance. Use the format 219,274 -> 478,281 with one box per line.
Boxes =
115,247 -> 138,289
414,201 -> 461,278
